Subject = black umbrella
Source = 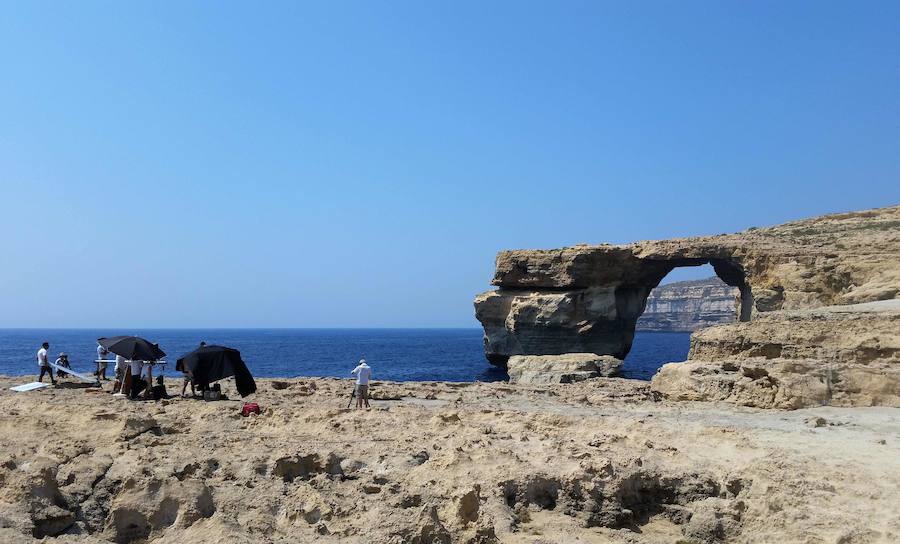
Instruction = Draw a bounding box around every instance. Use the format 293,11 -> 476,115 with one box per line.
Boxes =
98,336 -> 166,360
176,345 -> 256,397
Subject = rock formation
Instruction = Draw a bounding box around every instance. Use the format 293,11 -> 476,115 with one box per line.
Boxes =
475,205 -> 899,407
650,300 -> 900,408
475,206 -> 899,366
506,353 -> 622,384
636,277 -> 738,331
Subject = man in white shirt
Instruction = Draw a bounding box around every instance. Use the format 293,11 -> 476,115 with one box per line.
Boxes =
350,358 -> 372,409
36,342 -> 56,385
96,343 -> 110,380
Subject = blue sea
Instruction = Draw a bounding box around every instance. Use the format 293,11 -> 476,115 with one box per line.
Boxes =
0,329 -> 690,382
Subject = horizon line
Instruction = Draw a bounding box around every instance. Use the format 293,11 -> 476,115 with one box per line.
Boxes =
0,326 -> 485,331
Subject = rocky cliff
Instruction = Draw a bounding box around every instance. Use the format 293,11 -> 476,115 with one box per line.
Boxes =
475,205 -> 900,407
475,205 -> 900,366
636,277 -> 738,331
650,300 -> 900,408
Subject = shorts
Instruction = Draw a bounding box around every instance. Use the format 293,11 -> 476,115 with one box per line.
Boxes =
356,384 -> 368,397
115,366 -> 126,380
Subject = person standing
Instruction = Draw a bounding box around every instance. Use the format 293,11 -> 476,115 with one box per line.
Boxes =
350,358 -> 372,409
36,342 -> 56,385
96,342 -> 110,380
141,359 -> 155,399
128,358 -> 144,398
112,353 -> 127,394
181,369 -> 196,398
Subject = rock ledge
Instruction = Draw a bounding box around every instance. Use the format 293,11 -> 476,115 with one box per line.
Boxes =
507,353 -> 622,384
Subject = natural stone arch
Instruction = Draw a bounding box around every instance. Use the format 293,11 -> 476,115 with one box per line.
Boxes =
474,249 -> 753,367
475,207 -> 900,367
627,258 -> 753,323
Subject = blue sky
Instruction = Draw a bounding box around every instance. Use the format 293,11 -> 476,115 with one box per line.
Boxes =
1,1 -> 898,328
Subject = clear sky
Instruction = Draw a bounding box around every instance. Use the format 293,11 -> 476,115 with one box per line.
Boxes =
1,1 -> 898,328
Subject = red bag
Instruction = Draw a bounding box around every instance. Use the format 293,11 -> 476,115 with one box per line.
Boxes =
241,402 -> 261,417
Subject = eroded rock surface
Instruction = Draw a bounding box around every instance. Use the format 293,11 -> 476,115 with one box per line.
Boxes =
651,300 -> 900,408
1,377 -> 898,543
475,206 -> 900,365
507,353 -> 622,384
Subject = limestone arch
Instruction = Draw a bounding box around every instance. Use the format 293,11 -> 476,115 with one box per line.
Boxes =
614,257 -> 752,359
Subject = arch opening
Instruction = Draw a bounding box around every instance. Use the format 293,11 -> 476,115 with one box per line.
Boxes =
621,261 -> 751,379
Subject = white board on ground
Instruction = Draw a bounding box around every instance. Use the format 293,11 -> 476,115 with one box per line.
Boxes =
48,362 -> 98,384
10,382 -> 51,392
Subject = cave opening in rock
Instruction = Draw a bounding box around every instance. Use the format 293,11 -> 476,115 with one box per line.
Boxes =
620,260 -> 752,379
638,263 -> 745,331
475,248 -> 755,370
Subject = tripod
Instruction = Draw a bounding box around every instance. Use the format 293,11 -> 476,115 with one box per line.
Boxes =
346,384 -> 356,409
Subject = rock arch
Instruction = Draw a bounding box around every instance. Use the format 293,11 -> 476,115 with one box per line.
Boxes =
474,247 -> 752,366
474,207 -> 900,367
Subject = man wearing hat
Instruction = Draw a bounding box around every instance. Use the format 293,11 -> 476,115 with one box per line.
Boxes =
55,352 -> 71,380
350,358 -> 372,409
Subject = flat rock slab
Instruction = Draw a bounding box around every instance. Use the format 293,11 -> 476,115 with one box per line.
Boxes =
507,353 -> 622,384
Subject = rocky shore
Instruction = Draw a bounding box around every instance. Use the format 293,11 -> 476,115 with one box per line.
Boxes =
1,376 -> 898,543
3,206 -> 897,543
475,205 -> 900,408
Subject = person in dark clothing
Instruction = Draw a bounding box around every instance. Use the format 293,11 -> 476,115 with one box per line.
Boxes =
151,376 -> 170,400
54,353 -> 72,379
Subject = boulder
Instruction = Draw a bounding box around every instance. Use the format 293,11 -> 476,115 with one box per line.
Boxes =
507,354 -> 622,384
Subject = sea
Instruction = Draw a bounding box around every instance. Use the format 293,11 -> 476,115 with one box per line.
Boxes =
0,329 -> 690,382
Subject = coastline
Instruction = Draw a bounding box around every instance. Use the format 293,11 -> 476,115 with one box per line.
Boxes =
1,376 -> 897,543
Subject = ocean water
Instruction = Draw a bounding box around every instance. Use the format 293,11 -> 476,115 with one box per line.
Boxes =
0,329 -> 690,382
622,332 -> 693,380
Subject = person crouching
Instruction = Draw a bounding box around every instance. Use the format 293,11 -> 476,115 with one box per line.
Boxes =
55,353 -> 71,380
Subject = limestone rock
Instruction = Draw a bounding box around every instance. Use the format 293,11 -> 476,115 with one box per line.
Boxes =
637,277 -> 739,331
101,478 -> 215,542
1,376 -> 899,543
475,206 -> 900,365
506,353 -> 622,384
687,299 -> 900,364
650,300 -> 900,408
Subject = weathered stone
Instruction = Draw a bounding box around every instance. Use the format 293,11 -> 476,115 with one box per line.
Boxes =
507,353 -> 622,384
637,277 -> 739,331
687,300 -> 900,364
475,206 -> 900,365
650,300 -> 900,408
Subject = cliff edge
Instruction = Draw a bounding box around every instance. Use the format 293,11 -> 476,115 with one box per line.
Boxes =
637,277 -> 738,332
475,205 -> 900,407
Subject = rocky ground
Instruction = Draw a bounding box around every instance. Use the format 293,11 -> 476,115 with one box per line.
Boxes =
652,300 -> 900,409
1,376 -> 898,543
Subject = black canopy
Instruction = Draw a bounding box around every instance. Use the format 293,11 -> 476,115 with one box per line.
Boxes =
176,345 -> 256,397
98,336 -> 166,361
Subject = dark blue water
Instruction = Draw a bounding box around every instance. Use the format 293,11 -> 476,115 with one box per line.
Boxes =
623,332 -> 692,379
0,329 -> 690,382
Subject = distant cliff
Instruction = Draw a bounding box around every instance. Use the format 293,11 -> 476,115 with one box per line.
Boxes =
636,277 -> 738,332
